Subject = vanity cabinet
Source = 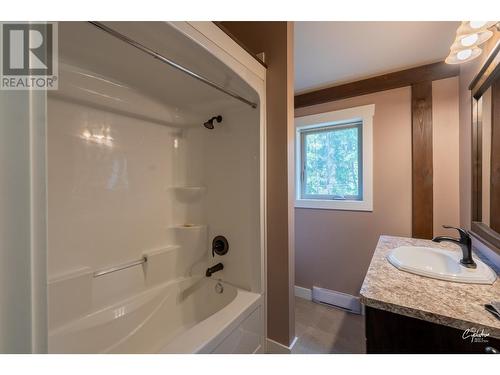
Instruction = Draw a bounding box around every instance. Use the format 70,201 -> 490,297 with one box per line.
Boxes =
361,236 -> 500,354
365,306 -> 500,354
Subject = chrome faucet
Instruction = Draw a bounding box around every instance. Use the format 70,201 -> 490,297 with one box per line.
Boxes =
432,225 -> 476,269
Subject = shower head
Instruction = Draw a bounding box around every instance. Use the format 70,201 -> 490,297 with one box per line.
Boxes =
203,120 -> 214,129
203,115 -> 222,129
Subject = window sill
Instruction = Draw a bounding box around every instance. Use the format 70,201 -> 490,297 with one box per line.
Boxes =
295,199 -> 373,212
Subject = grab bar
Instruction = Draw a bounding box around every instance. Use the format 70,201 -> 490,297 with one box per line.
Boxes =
93,256 -> 147,278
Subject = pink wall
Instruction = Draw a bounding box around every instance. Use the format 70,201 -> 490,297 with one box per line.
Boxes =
294,79 -> 461,295
294,87 -> 413,295
458,59 -> 480,229
433,77 -> 460,236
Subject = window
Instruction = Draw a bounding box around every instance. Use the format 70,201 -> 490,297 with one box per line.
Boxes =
300,122 -> 362,200
295,104 -> 374,211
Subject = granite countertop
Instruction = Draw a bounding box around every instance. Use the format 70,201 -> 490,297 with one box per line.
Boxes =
360,235 -> 500,339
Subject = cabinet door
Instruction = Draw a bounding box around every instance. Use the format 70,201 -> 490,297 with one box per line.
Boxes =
365,307 -> 500,354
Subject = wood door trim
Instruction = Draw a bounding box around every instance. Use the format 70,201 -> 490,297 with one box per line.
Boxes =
213,22 -> 268,69
490,79 -> 500,232
295,62 -> 458,109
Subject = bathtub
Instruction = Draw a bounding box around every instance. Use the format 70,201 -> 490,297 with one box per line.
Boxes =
48,277 -> 264,353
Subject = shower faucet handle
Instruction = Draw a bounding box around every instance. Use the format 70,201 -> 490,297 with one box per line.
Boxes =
212,235 -> 229,257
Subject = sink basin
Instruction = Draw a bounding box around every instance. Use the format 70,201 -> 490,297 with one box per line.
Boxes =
387,246 -> 497,284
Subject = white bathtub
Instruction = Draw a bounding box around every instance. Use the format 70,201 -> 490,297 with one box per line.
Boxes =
48,277 -> 263,353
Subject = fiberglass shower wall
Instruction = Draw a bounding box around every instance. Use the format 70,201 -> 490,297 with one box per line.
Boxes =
46,22 -> 262,331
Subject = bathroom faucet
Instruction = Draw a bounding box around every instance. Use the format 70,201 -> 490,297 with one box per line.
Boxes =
432,225 -> 476,269
206,263 -> 224,277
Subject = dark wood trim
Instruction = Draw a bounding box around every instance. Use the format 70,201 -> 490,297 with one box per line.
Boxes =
471,97 -> 483,222
295,62 -> 459,108
411,81 -> 434,239
365,306 -> 500,353
469,40 -> 500,99
491,79 -> 500,233
213,22 -> 268,69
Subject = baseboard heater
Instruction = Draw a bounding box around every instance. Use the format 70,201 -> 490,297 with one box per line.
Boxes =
312,286 -> 362,315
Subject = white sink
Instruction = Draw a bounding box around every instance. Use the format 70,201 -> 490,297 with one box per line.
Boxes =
387,246 -> 497,285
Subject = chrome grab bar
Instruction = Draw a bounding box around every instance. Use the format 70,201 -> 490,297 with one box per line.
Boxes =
93,256 -> 147,278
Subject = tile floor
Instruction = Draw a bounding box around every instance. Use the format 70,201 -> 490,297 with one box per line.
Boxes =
292,296 -> 366,354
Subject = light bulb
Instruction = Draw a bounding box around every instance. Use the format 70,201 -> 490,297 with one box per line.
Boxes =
469,21 -> 488,29
461,33 -> 479,47
457,49 -> 473,61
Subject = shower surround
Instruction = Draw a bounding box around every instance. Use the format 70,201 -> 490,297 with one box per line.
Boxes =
46,22 -> 266,353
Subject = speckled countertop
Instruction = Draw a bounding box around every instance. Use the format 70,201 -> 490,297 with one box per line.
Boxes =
360,235 -> 500,339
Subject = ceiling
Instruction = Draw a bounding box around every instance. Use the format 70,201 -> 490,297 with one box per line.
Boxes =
294,21 -> 460,94
57,22 -> 258,125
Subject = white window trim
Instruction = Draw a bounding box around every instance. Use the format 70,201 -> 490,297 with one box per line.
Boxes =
295,104 -> 374,211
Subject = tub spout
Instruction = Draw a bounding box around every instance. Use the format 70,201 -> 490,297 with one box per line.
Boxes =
206,263 -> 224,277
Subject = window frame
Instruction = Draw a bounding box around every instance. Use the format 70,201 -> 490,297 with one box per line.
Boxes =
295,104 -> 374,211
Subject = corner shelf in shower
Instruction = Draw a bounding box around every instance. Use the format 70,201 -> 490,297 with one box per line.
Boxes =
167,186 -> 206,192
167,186 -> 206,203
168,224 -> 206,230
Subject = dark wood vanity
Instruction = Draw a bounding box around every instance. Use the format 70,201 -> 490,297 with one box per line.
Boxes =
360,236 -> 500,354
365,307 -> 500,354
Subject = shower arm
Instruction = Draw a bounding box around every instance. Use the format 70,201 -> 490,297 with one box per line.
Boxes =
88,22 -> 258,109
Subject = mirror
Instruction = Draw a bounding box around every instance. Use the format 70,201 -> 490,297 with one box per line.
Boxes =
470,42 -> 500,254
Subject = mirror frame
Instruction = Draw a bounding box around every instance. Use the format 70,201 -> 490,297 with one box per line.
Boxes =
469,40 -> 500,254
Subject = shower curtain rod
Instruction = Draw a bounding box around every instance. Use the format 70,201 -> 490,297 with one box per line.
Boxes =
88,22 -> 258,109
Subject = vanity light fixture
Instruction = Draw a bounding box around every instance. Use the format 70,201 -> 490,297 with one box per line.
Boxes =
445,21 -> 498,64
445,46 -> 482,64
460,33 -> 479,46
451,29 -> 493,50
462,21 -> 497,32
